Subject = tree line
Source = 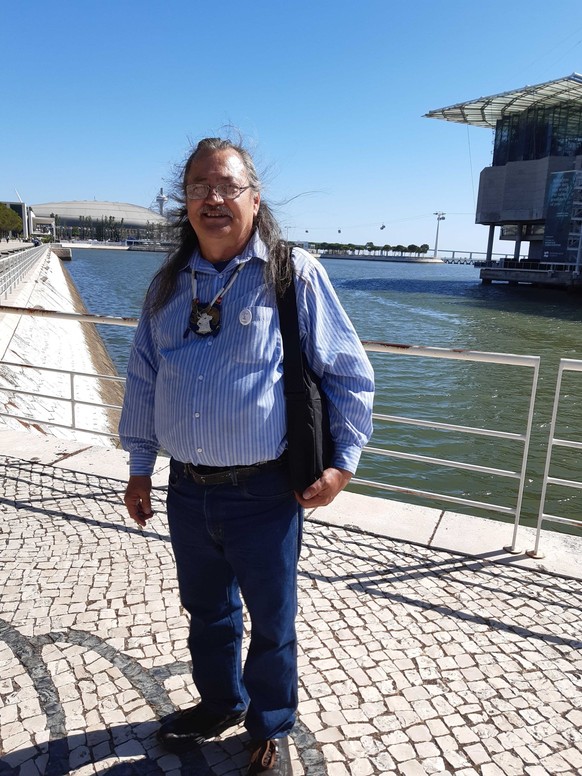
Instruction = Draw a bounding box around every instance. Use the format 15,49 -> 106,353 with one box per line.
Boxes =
310,241 -> 431,256
50,214 -> 173,243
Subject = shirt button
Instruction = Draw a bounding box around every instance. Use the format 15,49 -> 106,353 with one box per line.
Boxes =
194,412 -> 200,418
198,374 -> 204,381
207,340 -> 213,346
197,447 -> 203,453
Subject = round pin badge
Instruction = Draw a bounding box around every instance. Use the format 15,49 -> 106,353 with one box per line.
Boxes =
239,308 -> 252,326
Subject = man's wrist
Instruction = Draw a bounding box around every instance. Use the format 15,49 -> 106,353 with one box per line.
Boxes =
332,444 -> 362,475
129,451 -> 157,478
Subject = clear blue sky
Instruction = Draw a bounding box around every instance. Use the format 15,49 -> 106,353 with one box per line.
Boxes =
2,0 -> 582,253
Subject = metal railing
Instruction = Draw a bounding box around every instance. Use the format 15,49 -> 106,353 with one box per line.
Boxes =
319,249 -> 528,264
0,245 -> 48,298
0,305 -> 547,554
530,358 -> 582,558
356,342 -> 540,553
0,304 -> 132,441
0,359 -> 125,440
475,259 -> 579,272
0,304 -> 138,327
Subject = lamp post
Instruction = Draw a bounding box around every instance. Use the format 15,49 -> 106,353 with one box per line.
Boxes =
433,212 -> 446,258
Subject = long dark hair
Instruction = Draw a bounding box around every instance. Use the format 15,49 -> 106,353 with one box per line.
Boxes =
146,138 -> 292,313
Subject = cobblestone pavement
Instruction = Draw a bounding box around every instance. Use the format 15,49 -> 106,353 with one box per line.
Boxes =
1,456 -> 581,776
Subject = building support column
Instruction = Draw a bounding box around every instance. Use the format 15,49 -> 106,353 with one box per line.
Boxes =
486,225 -> 495,263
513,225 -> 523,262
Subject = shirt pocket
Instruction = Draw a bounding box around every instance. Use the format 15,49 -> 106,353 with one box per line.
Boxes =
230,305 -> 280,365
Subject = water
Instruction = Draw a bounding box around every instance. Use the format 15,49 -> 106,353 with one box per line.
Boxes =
66,248 -> 582,530
65,248 -> 165,371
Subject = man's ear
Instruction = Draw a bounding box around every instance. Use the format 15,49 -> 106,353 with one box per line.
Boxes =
253,191 -> 261,217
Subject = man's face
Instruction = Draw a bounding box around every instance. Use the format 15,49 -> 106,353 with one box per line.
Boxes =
185,149 -> 261,262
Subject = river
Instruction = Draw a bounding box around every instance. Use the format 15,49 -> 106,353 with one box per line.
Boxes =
66,248 -> 582,531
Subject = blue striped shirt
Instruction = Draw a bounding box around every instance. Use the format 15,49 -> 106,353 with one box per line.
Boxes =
119,233 -> 374,476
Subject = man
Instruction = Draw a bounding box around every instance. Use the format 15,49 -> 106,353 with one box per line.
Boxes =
120,137 -> 374,775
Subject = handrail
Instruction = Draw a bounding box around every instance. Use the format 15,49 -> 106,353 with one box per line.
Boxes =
0,304 -> 139,327
362,340 -> 539,367
0,245 -> 48,298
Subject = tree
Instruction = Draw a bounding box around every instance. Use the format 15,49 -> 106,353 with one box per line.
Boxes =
0,204 -> 23,236
114,218 -> 124,242
95,217 -> 105,241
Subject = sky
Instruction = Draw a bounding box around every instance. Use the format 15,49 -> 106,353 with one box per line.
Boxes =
2,0 -> 582,254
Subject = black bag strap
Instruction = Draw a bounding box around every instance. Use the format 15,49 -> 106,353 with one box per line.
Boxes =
277,255 -> 306,397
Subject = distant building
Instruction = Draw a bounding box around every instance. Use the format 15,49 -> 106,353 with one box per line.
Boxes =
426,73 -> 582,285
29,200 -> 168,241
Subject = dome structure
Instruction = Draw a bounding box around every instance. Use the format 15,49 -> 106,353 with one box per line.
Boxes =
30,200 -> 167,228
28,200 -> 170,241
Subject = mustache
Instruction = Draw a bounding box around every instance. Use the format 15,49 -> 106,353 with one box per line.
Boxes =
200,206 -> 231,216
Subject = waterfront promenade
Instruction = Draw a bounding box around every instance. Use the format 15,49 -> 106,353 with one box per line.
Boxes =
1,246 -> 582,774
1,430 -> 581,776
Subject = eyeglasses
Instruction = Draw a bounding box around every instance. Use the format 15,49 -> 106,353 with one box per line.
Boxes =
185,183 -> 253,200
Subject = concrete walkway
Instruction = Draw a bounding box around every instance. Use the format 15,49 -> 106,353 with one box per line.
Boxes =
0,430 -> 581,775
0,248 -> 118,445
0,241 -> 35,256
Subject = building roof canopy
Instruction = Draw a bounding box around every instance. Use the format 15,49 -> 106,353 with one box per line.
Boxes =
424,73 -> 582,128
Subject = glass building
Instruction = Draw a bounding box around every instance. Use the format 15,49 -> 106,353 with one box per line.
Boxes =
425,74 -> 582,273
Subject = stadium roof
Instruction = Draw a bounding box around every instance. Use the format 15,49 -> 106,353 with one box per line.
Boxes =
30,200 -> 167,225
424,73 -> 582,128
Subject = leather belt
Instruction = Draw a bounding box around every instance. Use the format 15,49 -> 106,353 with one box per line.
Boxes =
181,453 -> 286,486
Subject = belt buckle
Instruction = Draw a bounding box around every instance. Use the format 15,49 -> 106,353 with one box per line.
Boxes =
185,463 -> 207,485
186,465 -> 235,486
195,470 -> 220,485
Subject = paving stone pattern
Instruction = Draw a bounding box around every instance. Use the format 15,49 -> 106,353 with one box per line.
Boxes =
0,456 -> 581,775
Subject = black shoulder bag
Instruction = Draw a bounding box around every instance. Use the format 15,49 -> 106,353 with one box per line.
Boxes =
277,269 -> 334,493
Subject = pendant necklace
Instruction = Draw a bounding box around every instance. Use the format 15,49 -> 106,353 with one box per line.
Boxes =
184,262 -> 246,337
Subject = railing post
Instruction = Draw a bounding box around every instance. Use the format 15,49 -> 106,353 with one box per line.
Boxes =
526,360 -> 582,558
528,367 -> 563,558
504,358 -> 541,554
70,371 -> 76,431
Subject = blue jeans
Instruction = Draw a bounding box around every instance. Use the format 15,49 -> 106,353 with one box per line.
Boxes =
166,459 -> 303,740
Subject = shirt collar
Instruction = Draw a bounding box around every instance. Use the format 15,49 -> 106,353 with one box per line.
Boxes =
185,231 -> 269,272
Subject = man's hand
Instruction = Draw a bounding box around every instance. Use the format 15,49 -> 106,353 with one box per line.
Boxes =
124,475 -> 154,527
295,467 -> 352,508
